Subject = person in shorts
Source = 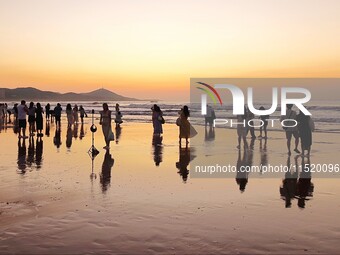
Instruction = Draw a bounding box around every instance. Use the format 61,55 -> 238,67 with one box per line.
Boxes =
17,100 -> 28,138
281,104 -> 300,156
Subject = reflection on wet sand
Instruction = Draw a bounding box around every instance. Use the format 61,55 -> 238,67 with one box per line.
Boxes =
54,128 -> 62,148
100,150 -> 114,193
36,137 -> 43,169
115,126 -> 122,144
235,150 -> 250,192
152,135 -> 163,166
17,138 -> 27,174
176,147 -> 196,183
80,123 -> 85,140
66,126 -> 73,149
280,156 -> 314,208
259,138 -> 268,173
16,136 -> 44,173
204,125 -> 215,141
45,120 -> 50,137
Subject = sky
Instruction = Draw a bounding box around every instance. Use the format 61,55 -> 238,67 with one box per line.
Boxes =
0,0 -> 340,101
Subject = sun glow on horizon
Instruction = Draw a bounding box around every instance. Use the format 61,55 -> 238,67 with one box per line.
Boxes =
1,0 -> 340,100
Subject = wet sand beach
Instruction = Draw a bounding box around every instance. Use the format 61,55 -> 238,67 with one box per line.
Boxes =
1,120 -> 340,254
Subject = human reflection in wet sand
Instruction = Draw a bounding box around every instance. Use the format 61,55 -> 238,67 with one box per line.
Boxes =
115,126 -> 122,144
35,137 -> 43,169
204,125 -> 215,141
27,136 -> 35,168
176,147 -> 194,183
259,138 -> 268,173
152,135 -> 163,166
80,123 -> 85,140
280,156 -> 314,208
280,155 -> 299,208
54,128 -> 62,148
235,149 -> 251,193
100,150 -> 114,193
17,138 -> 27,174
73,123 -> 79,139
296,156 -> 314,208
45,120 -> 50,137
66,126 -> 73,149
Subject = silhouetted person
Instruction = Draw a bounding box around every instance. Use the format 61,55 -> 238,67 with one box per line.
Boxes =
204,105 -> 216,127
54,128 -> 62,148
17,100 -> 28,138
28,102 -> 36,136
281,104 -> 300,156
115,103 -> 123,127
13,103 -> 18,123
100,150 -> 114,193
152,135 -> 163,166
178,106 -> 195,148
66,104 -> 73,127
45,103 -> 51,120
35,102 -> 44,137
297,110 -> 314,156
152,104 -> 163,136
73,104 -> 79,124
54,103 -> 62,128
79,105 -> 87,123
17,138 -> 27,174
99,103 -> 114,150
246,106 -> 256,139
258,106 -> 269,139
176,148 -> 191,183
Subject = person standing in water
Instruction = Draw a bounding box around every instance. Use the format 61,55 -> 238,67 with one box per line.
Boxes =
54,103 -> 62,128
151,104 -> 163,136
100,103 -> 114,150
177,106 -> 191,147
35,103 -> 44,137
115,103 -> 123,127
280,104 -> 300,156
73,104 -> 79,124
17,100 -> 29,138
297,110 -> 314,156
28,102 -> 36,136
79,105 -> 87,123
45,103 -> 51,121
66,104 -> 73,127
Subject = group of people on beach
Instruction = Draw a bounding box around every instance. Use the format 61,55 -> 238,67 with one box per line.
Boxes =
2,100 -> 314,156
234,104 -> 314,156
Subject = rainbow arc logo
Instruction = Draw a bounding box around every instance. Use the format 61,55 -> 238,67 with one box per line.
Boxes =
196,82 -> 223,106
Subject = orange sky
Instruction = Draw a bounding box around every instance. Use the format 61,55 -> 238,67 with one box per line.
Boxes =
1,0 -> 340,101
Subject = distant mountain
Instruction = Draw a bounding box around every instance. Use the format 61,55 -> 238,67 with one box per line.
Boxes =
0,87 -> 140,101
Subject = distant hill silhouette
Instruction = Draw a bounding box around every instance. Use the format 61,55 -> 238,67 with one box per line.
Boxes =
0,87 -> 139,101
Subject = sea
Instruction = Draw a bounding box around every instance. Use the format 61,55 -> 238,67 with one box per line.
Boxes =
2,100 -> 340,133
